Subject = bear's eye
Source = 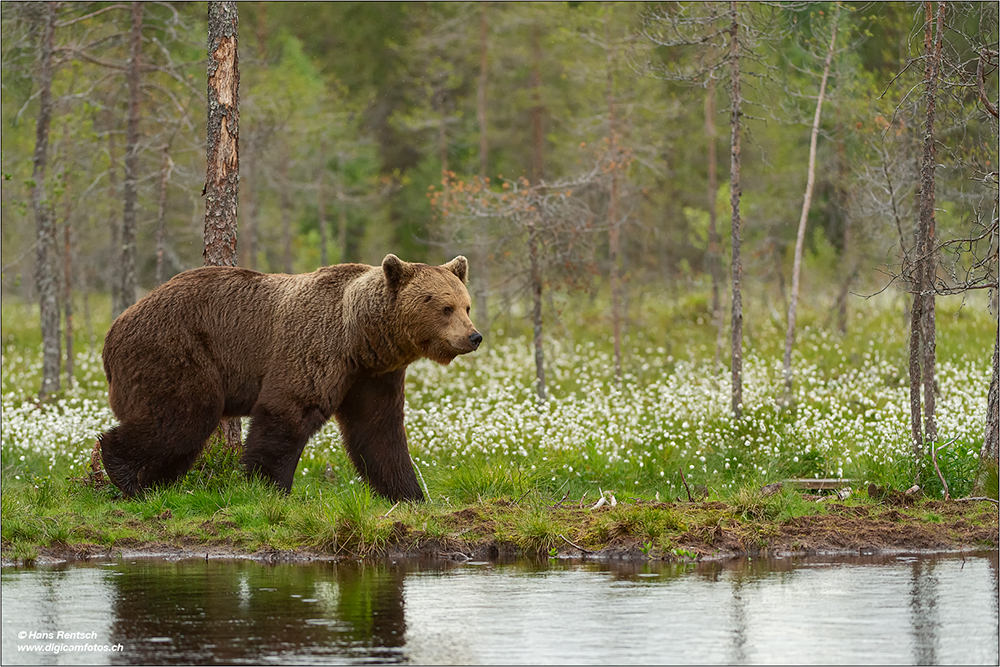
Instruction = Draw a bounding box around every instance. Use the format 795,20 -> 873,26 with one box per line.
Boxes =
443,306 -> 454,316
466,306 -> 470,315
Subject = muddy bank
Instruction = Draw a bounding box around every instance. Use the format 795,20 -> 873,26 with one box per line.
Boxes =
389,499 -> 998,563
5,499 -> 995,567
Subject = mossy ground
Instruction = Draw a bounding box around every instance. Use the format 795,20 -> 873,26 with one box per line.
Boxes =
4,478 -> 995,566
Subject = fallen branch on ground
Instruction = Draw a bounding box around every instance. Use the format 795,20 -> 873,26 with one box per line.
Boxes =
953,497 -> 1000,507
559,534 -> 595,554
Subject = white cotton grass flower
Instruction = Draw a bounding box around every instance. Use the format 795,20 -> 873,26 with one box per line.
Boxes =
2,295 -> 991,491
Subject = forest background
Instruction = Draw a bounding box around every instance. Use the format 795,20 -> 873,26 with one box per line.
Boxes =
0,2 -> 994,319
0,2 -> 998,508
3,2 -> 996,330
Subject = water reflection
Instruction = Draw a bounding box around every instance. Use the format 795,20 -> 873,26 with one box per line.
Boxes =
102,560 -> 412,664
2,553 -> 997,665
909,556 -> 938,665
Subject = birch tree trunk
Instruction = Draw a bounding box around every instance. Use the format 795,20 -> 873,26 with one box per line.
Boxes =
32,1 -> 60,400
117,1 -> 143,317
204,0 -> 242,449
782,7 -> 839,402
729,1 -> 743,420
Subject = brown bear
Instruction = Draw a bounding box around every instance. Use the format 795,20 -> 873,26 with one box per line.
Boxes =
97,254 -> 481,502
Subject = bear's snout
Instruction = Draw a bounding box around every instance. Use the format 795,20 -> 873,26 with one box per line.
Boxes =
469,332 -> 483,349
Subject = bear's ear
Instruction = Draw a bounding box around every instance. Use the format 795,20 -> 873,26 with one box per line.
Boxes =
443,256 -> 468,284
382,254 -> 415,291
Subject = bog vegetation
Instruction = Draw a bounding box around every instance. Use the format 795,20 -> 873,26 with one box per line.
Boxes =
0,2 -> 997,559
2,293 -> 996,560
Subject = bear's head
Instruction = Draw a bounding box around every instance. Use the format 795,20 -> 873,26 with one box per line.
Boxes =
382,254 -> 482,365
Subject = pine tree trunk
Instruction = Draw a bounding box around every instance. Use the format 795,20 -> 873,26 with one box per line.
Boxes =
204,0 -> 242,449
783,8 -> 838,402
605,12 -> 622,386
32,1 -> 60,401
917,1 -> 944,445
729,1 -> 743,420
705,71 -> 724,373
117,1 -> 143,317
204,0 -> 240,269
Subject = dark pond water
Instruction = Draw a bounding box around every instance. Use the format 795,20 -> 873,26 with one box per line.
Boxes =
2,552 -> 997,665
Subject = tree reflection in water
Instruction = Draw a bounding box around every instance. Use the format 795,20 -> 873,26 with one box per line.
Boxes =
1,553 -> 996,664
105,559 -> 410,664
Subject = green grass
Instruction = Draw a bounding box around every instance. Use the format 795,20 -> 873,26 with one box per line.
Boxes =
2,290 -> 997,560
729,484 -> 820,523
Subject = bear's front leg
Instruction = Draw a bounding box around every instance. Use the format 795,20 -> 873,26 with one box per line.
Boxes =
335,369 -> 424,502
242,397 -> 328,493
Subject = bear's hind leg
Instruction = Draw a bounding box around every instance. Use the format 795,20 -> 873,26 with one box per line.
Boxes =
100,405 -> 222,496
99,423 -> 148,497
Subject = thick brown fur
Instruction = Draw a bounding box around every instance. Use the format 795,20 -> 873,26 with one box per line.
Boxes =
98,254 -> 480,502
